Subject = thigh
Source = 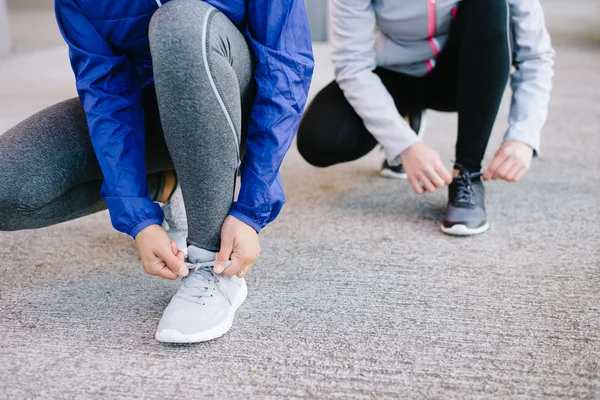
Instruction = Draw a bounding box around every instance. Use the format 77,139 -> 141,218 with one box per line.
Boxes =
423,4 -> 466,112
0,96 -> 172,212
297,80 -> 378,167
374,67 -> 429,114
0,98 -> 102,211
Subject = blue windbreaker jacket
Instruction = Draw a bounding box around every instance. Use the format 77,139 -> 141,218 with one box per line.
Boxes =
54,0 -> 314,237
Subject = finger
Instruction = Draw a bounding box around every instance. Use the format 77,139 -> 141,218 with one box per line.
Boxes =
408,175 -> 425,194
233,261 -> 250,278
148,261 -> 179,280
157,264 -> 179,280
435,163 -> 453,185
492,158 -> 514,180
483,152 -> 507,180
158,247 -> 188,278
513,166 -> 528,182
222,256 -> 244,277
425,167 -> 446,188
505,163 -> 522,182
417,173 -> 436,192
170,240 -> 179,255
171,241 -> 185,262
215,238 -> 234,274
240,261 -> 255,277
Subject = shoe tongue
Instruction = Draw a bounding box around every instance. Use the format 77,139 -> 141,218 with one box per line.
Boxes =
187,246 -> 217,264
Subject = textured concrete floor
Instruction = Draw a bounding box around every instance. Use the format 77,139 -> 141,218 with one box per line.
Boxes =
1,8 -> 600,400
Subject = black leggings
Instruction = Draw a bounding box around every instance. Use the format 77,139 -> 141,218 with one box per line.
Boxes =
297,0 -> 511,172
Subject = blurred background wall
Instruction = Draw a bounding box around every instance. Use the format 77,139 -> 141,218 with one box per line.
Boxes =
0,0 -> 599,56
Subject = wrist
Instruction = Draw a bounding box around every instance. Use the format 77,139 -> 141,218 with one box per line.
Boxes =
131,219 -> 163,239
227,210 -> 260,234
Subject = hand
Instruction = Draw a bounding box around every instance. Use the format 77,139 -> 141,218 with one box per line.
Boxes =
400,142 -> 453,194
483,140 -> 533,182
135,224 -> 188,280
214,215 -> 260,278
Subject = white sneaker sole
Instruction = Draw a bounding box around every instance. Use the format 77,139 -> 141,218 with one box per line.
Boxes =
380,168 -> 408,180
155,280 -> 248,344
440,222 -> 490,236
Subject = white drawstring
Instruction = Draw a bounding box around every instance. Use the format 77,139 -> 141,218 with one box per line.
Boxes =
155,0 -> 162,7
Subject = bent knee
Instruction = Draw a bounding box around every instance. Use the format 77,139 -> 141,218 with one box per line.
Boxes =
466,0 -> 509,39
296,124 -> 335,168
149,0 -> 215,51
0,183 -> 47,231
0,200 -> 26,231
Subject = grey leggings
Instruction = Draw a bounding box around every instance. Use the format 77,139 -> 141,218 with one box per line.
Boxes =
0,0 -> 254,251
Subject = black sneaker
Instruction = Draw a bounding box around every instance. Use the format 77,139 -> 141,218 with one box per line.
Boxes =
441,164 -> 489,236
380,110 -> 426,179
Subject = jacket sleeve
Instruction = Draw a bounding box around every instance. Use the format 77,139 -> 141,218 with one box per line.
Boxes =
55,0 -> 163,238
329,0 -> 418,165
229,0 -> 314,232
506,0 -> 555,155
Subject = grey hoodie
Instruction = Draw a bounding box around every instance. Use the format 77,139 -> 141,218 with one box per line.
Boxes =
329,0 -> 555,163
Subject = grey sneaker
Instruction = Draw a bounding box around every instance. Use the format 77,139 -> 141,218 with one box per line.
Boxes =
156,246 -> 247,343
441,164 -> 489,236
380,110 -> 426,179
162,182 -> 187,253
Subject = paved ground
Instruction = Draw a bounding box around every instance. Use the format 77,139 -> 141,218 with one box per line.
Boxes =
0,3 -> 599,399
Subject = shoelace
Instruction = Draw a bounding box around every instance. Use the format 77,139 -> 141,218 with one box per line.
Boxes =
180,261 -> 232,305
453,164 -> 482,206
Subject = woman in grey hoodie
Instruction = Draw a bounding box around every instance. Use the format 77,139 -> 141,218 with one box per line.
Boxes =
297,0 -> 554,235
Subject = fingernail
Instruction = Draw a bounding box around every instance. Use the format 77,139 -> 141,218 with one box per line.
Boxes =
213,264 -> 223,274
179,268 -> 189,277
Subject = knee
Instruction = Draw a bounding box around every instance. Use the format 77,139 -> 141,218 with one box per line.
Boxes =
0,196 -> 23,231
0,178 -> 45,231
465,0 -> 509,41
296,120 -> 334,168
149,0 -> 215,54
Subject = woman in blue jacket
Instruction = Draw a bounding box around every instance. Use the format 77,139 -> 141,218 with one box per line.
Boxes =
0,0 -> 313,343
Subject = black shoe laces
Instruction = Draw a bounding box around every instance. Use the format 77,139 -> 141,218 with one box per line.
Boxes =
453,164 -> 482,206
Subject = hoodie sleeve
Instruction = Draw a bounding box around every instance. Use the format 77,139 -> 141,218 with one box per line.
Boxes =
506,0 -> 555,155
329,0 -> 419,165
228,0 -> 314,232
55,0 -> 163,238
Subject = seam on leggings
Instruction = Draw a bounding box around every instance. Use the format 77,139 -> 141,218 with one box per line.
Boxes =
202,9 -> 241,165
505,0 -> 513,67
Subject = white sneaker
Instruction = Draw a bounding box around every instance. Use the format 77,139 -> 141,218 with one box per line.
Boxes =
162,182 -> 188,254
155,246 -> 247,343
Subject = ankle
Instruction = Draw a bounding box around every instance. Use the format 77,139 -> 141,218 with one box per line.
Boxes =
453,163 -> 481,176
161,170 -> 177,203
